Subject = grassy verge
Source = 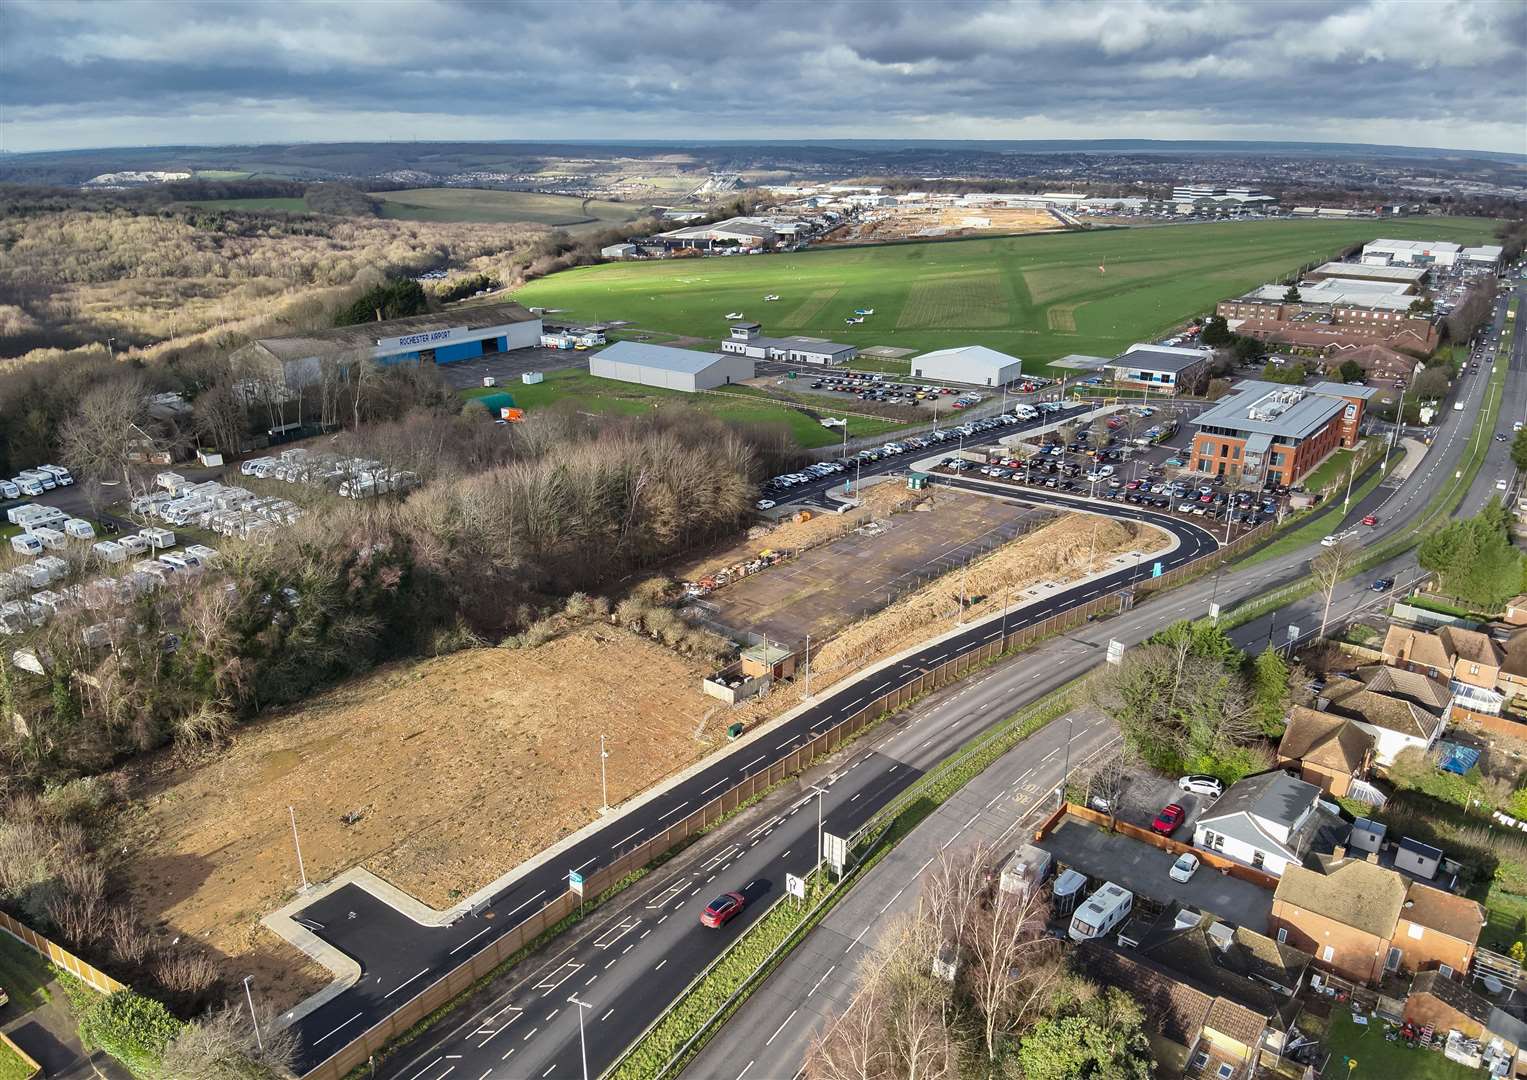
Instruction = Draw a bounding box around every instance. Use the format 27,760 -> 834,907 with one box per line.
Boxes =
0,1038 -> 38,1080
0,932 -> 53,1012
1239,464 -> 1390,567
606,678 -> 1085,1079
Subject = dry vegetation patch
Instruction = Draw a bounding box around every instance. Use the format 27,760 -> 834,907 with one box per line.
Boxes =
119,625 -> 725,1012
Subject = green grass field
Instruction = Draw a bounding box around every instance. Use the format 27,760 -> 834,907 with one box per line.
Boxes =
377,189 -> 645,231
0,931 -> 52,1013
462,369 -> 903,447
512,218 -> 1500,373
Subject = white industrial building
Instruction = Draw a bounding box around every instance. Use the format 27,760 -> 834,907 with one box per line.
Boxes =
1462,244 -> 1505,267
719,324 -> 856,365
588,341 -> 753,392
910,345 -> 1023,387
1360,239 -> 1462,268
1171,184 -> 1275,206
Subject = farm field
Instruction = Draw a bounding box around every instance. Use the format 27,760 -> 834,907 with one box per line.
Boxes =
377,188 -> 646,230
462,368 -> 906,447
513,218 -> 1501,370
181,196 -> 309,212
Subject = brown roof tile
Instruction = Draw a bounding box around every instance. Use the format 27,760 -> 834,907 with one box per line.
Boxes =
1440,626 -> 1504,668
1322,681 -> 1443,739
1078,944 -> 1213,1044
1403,883 -> 1485,944
1355,665 -> 1452,711
1274,859 -> 1407,939
1381,626 -> 1450,671
1278,708 -> 1373,772
1411,970 -> 1492,1026
1206,997 -> 1268,1047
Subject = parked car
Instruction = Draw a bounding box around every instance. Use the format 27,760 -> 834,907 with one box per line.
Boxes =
755,499 -> 775,510
700,891 -> 746,928
1372,577 -> 1395,592
1177,775 -> 1224,798
1169,852 -> 1201,883
1151,804 -> 1186,836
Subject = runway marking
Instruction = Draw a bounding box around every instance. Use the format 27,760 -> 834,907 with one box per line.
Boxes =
385,966 -> 433,998
767,1009 -> 798,1046
313,1012 -> 362,1045
659,801 -> 690,821
449,926 -> 494,956
700,777 -> 730,796
501,889 -> 548,922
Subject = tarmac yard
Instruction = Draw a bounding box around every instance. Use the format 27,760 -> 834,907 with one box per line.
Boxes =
697,490 -> 1057,645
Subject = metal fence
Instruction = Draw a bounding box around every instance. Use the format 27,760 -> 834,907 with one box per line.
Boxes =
300,517 -> 1272,1079
0,910 -> 125,995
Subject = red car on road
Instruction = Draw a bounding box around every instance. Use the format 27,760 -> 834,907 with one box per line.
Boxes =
700,892 -> 746,928
1151,804 -> 1186,836
1362,515 -> 1378,526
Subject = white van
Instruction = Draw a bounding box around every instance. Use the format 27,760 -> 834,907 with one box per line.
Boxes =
1068,882 -> 1133,943
13,476 -> 44,497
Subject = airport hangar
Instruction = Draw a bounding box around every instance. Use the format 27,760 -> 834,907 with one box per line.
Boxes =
588,340 -> 755,392
242,302 -> 543,385
910,345 -> 1024,387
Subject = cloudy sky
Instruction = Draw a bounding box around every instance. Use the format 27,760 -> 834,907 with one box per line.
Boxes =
4,0 -> 1526,155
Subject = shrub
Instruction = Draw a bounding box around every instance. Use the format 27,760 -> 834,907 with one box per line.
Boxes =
76,989 -> 183,1077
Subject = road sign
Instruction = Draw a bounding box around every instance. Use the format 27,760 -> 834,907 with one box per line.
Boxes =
1105,639 -> 1125,665
1208,602 -> 1221,621
822,831 -> 848,874
1151,561 -> 1163,577
1286,624 -> 1300,642
568,869 -> 584,897
785,873 -> 806,900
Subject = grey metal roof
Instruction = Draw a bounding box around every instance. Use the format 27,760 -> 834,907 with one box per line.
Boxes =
1398,836 -> 1443,861
253,302 -> 538,361
1109,347 -> 1210,374
593,340 -> 729,375
1201,771 -> 1319,831
1190,380 -> 1371,441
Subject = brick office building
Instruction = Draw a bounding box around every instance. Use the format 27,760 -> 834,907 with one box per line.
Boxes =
1216,277 -> 1439,354
1188,380 -> 1376,486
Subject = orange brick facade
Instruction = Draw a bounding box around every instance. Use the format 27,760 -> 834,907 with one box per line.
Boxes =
1216,299 -> 1440,353
1391,916 -> 1475,977
1189,389 -> 1366,486
1270,900 -> 1387,984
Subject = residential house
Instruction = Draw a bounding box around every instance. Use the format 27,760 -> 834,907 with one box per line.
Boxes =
1392,881 -> 1486,978
1192,771 -> 1323,877
1320,665 -> 1449,766
1504,595 -> 1527,627
1080,943 -> 1278,1079
1271,858 -> 1405,984
1323,343 -> 1425,386
1498,627 -> 1527,707
1382,624 -> 1505,716
1271,857 -> 1484,986
1403,971 -> 1527,1077
1275,708 -> 1375,797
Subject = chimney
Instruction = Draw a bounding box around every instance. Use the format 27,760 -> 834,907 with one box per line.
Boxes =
1332,843 -> 1348,860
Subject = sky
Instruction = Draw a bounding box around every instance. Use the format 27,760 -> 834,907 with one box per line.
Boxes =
3,0 -> 1526,155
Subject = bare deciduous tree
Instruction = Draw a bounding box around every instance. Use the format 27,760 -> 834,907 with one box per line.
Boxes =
57,375 -> 150,490
1311,538 -> 1361,639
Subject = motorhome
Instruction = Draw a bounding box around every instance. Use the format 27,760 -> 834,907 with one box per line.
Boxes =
1067,882 -> 1133,943
37,465 -> 73,487
1000,844 -> 1054,901
18,469 -> 55,491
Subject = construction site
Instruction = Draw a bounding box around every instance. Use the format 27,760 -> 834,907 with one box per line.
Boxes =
829,204 -> 1068,243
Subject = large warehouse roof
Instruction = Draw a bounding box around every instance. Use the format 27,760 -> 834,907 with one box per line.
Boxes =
1111,346 -> 1210,373
254,302 -> 539,362
1311,262 -> 1427,284
593,340 -> 725,374
914,345 -> 1021,369
1245,282 -> 1417,311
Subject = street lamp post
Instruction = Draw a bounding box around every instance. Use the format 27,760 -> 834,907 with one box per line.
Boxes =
599,734 -> 610,813
243,976 -> 263,1054
808,783 -> 828,876
568,995 -> 593,1080
1061,716 -> 1074,807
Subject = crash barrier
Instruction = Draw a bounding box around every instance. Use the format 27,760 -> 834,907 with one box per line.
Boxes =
300,517 -> 1273,1078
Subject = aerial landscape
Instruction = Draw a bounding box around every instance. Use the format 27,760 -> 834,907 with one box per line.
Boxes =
1,3 -> 1526,1080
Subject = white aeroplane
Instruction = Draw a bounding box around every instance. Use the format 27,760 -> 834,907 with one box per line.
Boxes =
764,294 -> 781,301
725,312 -> 745,320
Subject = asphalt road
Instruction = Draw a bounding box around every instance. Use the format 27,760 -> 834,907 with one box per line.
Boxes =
289,482 -> 1219,1074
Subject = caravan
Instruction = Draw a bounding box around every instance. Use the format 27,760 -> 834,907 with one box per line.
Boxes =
1067,882 -> 1133,943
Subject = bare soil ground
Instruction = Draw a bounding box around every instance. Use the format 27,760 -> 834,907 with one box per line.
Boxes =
118,627 -> 726,1012
830,206 -> 1062,244
698,492 -> 1056,646
115,491 -> 1168,1014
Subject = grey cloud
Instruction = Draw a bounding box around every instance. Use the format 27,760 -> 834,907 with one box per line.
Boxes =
2,0 -> 1524,153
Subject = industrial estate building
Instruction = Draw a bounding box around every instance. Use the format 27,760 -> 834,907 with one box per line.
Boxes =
1307,261 -> 1429,287
240,302 -> 543,385
587,340 -> 753,392
1217,273 -> 1438,355
1171,184 -> 1276,208
1360,238 -> 1504,269
909,345 -> 1023,387
1106,343 -> 1212,396
719,324 -> 857,365
1188,380 -> 1375,486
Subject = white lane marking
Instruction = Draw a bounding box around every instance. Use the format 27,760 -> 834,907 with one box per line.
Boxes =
736,1062 -> 755,1080
501,889 -> 547,922
741,755 -> 766,773
600,1008 -> 614,1022
766,1009 -> 799,1046
571,855 -> 597,873
849,792 -> 861,802
449,926 -> 494,956
610,828 -> 645,849
545,1008 -> 559,1021
313,1012 -> 363,1045
402,1057 -> 442,1080
776,737 -> 798,750
659,801 -> 690,821
542,1066 -> 556,1077
808,964 -> 837,997
700,776 -> 730,796
522,1027 -> 538,1041
655,959 -> 667,971
385,966 -> 433,998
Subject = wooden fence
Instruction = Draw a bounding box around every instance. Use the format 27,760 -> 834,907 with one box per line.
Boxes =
0,910 -> 125,995
299,517 -> 1272,1078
